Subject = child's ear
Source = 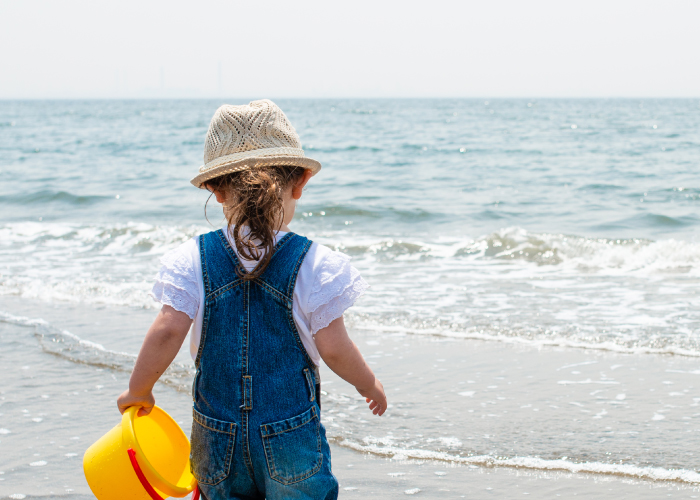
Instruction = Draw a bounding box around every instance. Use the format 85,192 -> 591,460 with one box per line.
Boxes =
212,189 -> 227,204
203,182 -> 227,204
204,183 -> 225,204
291,169 -> 313,200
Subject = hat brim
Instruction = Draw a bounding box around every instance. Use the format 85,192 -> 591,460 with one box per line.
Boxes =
190,155 -> 322,188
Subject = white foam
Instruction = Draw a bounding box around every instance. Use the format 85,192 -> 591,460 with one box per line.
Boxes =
0,311 -> 132,357
325,226 -> 700,274
0,310 -> 196,393
438,437 -> 463,448
3,223 -> 698,311
352,319 -> 700,358
0,311 -> 48,327
3,222 -> 700,358
338,439 -> 700,484
558,379 -> 620,385
557,361 -> 598,371
0,221 -> 205,309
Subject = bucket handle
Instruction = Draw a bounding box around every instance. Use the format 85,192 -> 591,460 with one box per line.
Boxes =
128,448 -> 200,500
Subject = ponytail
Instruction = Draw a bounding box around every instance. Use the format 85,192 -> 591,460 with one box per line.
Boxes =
205,165 -> 305,280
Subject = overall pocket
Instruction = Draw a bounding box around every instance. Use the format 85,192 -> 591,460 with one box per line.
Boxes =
260,406 -> 322,485
190,407 -> 237,486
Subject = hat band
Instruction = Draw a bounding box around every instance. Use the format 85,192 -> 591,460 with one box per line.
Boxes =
200,147 -> 305,173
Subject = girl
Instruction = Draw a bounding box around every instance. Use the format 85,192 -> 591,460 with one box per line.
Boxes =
117,99 -> 386,500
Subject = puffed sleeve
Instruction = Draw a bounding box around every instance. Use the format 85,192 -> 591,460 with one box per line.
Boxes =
149,240 -> 200,319
307,250 -> 369,334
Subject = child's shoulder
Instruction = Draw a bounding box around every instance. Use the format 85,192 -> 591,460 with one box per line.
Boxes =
157,237 -> 200,278
162,236 -> 199,262
304,241 -> 353,274
152,237 -> 201,316
297,240 -> 369,329
301,241 -> 364,296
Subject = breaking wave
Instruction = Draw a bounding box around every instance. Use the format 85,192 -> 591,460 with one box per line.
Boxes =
336,439 -> 700,485
0,311 -> 194,392
336,227 -> 700,274
1,222 -> 699,357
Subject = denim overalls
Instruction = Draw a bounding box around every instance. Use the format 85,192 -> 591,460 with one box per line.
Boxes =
190,229 -> 338,500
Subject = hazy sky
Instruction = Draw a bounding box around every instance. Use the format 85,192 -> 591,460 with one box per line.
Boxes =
1,0 -> 699,98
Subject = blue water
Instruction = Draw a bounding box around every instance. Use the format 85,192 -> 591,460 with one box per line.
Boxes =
2,99 -> 699,353
2,99 -> 699,238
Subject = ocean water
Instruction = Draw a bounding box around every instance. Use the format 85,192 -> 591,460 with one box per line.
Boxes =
1,98 -> 700,497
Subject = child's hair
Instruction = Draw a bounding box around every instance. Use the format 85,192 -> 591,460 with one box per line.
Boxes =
205,165 -> 306,280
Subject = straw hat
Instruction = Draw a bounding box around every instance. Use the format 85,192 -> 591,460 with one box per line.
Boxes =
190,99 -> 321,188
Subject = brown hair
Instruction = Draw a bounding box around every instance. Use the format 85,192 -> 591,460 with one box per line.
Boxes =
205,165 -> 306,280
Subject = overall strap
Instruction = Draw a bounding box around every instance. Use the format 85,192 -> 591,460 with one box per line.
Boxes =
200,229 -> 307,297
253,232 -> 315,369
199,229 -> 242,299
196,229 -> 244,368
254,232 -> 312,301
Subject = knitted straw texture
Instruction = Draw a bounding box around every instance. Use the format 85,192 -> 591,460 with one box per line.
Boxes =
191,99 -> 321,188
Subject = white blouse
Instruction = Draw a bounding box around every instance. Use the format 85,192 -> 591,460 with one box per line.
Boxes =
150,225 -> 368,366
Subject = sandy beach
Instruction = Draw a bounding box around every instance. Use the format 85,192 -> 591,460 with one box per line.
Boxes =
1,296 -> 699,498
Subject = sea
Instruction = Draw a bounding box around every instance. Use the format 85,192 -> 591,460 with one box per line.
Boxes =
1,98 -> 699,498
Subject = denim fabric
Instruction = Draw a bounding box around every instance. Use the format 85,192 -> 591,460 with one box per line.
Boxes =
190,230 -> 338,500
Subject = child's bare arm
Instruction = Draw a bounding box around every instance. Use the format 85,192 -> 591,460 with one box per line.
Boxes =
117,305 -> 192,416
315,316 -> 387,416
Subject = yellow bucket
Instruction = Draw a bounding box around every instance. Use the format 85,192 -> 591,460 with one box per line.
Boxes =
83,406 -> 198,500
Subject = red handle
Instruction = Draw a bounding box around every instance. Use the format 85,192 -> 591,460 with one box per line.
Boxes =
127,448 -> 200,500
127,448 -> 165,500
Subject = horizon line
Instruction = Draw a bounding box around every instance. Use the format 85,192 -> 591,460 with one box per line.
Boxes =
1,95 -> 699,101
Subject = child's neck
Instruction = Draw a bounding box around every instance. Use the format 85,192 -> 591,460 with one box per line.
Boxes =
223,219 -> 291,234
223,202 -> 294,233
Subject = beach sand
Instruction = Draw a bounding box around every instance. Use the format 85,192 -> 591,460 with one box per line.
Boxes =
1,296 -> 699,498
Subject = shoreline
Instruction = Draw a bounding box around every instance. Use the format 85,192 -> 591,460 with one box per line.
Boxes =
1,296 -> 700,499
329,444 -> 700,499
332,438 -> 700,486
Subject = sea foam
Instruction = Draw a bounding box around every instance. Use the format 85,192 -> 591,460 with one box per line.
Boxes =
338,439 -> 700,485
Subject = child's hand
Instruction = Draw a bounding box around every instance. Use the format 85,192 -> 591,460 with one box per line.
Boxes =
356,379 -> 387,416
117,389 -> 155,417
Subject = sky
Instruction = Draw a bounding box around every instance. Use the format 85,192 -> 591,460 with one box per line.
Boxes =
1,0 -> 699,99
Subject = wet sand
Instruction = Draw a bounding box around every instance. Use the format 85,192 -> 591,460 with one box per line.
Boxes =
1,296 -> 699,498
330,445 -> 699,499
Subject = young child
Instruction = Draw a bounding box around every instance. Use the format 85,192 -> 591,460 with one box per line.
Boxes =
117,99 -> 386,500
